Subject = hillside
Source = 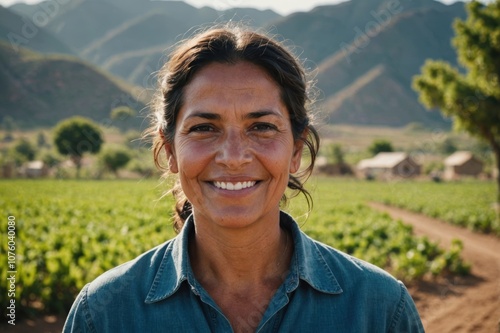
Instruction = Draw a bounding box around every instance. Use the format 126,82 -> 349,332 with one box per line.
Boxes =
5,0 -> 472,127
0,41 -> 148,129
0,5 -> 75,55
10,0 -> 281,86
10,0 -> 133,53
271,0 -> 450,64
317,6 -> 466,126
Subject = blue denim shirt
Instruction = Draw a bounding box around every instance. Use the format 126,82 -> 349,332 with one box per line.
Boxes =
64,212 -> 424,332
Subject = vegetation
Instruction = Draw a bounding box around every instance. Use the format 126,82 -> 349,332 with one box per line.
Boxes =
326,143 -> 345,164
110,106 -> 138,131
9,138 -> 36,165
373,181 -> 499,235
53,117 -> 103,177
413,0 -> 500,205
0,178 -> 473,316
368,139 -> 394,156
99,145 -> 132,176
0,180 -> 173,315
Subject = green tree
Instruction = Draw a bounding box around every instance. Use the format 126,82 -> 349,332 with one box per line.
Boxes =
329,143 -> 345,164
438,137 -> 458,155
99,146 -> 132,177
9,138 -> 36,165
53,117 -> 103,177
413,0 -> 500,204
368,139 -> 394,156
110,106 -> 136,131
37,132 -> 48,148
110,106 -> 136,121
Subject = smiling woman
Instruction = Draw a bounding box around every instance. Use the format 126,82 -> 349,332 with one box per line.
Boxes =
63,25 -> 424,333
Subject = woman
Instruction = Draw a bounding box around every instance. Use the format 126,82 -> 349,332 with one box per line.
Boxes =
64,26 -> 424,332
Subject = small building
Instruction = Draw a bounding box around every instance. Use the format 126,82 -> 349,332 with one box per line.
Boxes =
357,152 -> 421,179
444,151 -> 483,180
23,161 -> 49,178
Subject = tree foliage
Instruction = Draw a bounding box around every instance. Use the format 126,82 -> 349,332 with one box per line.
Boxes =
329,143 -> 345,164
368,139 -> 394,156
9,138 -> 36,165
53,117 -> 103,175
99,146 -> 132,176
110,106 -> 136,121
413,0 -> 500,203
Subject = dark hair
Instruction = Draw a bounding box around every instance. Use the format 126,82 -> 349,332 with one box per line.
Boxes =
149,25 -> 320,233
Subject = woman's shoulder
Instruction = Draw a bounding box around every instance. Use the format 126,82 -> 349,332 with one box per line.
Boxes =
308,236 -> 404,295
294,235 -> 424,332
85,238 -> 176,300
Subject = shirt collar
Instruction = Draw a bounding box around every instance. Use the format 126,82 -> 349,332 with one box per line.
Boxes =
145,211 -> 342,303
280,211 -> 342,295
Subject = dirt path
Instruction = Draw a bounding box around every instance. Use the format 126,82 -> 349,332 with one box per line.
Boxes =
369,202 -> 500,333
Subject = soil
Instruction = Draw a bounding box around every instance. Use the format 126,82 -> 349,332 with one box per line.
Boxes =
369,202 -> 500,333
3,204 -> 499,333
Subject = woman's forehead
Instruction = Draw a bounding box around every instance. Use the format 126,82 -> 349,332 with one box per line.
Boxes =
181,62 -> 285,113
187,62 -> 280,92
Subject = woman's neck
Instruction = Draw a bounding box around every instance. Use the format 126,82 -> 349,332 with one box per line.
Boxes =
189,216 -> 291,290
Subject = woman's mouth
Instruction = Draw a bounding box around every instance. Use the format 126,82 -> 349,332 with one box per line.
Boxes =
213,181 -> 257,191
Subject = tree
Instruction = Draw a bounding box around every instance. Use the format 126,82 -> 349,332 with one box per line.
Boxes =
329,143 -> 345,164
368,139 -> 394,156
9,138 -> 36,165
110,106 -> 137,131
53,117 -> 103,177
37,132 -> 48,148
438,137 -> 458,155
413,0 -> 500,205
99,146 -> 132,177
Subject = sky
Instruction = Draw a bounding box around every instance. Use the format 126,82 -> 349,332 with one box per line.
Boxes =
0,0 -> 468,16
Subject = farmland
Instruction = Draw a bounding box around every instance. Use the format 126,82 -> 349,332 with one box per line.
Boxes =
1,178 -> 494,317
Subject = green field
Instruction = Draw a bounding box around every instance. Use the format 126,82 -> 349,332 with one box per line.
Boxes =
2,178 -> 494,316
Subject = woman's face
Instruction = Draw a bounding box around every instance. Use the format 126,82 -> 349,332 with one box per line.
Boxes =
164,61 -> 303,229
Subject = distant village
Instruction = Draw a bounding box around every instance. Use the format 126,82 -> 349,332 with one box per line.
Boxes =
316,150 -> 488,181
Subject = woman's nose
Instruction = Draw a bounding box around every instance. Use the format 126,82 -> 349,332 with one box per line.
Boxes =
215,129 -> 252,169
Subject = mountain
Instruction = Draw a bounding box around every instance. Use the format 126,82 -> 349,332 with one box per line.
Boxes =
315,5 -> 466,126
0,41 -> 147,128
0,5 -> 75,55
4,0 -> 472,128
9,0 -> 281,86
9,0 -> 140,53
272,0 -> 451,64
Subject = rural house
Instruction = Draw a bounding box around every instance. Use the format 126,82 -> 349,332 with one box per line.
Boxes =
357,152 -> 421,179
444,151 -> 483,180
22,161 -> 49,178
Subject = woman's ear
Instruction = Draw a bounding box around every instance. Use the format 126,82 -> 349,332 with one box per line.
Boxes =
290,132 -> 306,174
160,130 -> 178,174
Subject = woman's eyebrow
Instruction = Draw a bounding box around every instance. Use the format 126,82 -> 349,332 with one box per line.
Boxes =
245,110 -> 283,119
186,110 -> 283,120
186,112 -> 221,120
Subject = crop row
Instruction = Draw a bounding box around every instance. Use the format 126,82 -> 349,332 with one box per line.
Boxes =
363,180 -> 498,235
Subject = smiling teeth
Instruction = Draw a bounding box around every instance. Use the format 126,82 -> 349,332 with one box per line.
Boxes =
214,181 -> 256,190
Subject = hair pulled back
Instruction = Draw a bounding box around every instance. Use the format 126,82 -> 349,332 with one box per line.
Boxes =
149,25 -> 320,233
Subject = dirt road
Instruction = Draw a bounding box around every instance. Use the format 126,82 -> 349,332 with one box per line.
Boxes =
369,202 -> 500,333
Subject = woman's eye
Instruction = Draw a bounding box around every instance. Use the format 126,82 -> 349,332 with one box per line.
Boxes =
189,124 -> 214,132
251,123 -> 277,131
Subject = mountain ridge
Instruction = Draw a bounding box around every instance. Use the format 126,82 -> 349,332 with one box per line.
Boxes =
3,0 -> 469,128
